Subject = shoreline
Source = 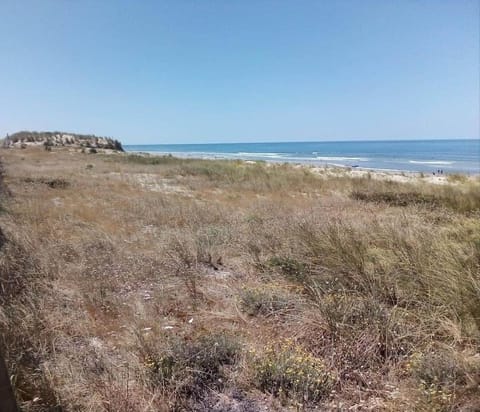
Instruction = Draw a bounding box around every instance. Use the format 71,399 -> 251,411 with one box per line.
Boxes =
123,137 -> 480,176
125,150 -> 478,185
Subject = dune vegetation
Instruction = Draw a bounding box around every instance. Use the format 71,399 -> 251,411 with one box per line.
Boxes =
1,147 -> 479,411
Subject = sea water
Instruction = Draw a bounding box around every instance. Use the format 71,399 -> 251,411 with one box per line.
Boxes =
125,139 -> 480,174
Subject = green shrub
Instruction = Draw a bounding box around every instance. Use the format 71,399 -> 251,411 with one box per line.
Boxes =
121,153 -> 185,165
252,339 -> 335,404
146,333 -> 240,398
267,256 -> 307,282
408,349 -> 468,391
239,286 -> 294,317
405,349 -> 477,409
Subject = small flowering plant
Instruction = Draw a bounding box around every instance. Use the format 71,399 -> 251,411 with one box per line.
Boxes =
251,339 -> 336,404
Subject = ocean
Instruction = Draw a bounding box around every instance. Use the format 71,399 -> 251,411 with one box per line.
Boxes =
125,139 -> 480,174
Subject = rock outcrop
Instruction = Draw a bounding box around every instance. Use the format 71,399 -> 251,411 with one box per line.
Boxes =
2,131 -> 124,152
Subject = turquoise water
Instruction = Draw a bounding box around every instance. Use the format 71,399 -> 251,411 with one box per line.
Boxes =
125,139 -> 480,174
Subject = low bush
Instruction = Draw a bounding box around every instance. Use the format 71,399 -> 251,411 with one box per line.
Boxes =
23,177 -> 70,189
351,190 -> 439,207
146,334 -> 240,400
239,286 -> 294,317
120,153 -> 178,165
267,256 -> 307,282
252,339 -> 336,405
351,183 -> 480,213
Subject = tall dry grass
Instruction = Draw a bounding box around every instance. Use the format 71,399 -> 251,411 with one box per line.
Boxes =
0,148 -> 479,411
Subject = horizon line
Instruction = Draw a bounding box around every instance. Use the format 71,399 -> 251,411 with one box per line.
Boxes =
124,137 -> 479,146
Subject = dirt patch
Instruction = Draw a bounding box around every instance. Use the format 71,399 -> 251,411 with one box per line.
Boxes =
111,172 -> 193,196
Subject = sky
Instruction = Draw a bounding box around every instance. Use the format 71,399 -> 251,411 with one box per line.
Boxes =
0,1 -> 478,144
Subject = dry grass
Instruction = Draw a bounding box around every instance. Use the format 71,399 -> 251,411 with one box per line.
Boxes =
0,147 -> 479,411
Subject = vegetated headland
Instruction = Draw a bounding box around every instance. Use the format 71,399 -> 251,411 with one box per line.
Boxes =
0,135 -> 479,411
2,130 -> 124,152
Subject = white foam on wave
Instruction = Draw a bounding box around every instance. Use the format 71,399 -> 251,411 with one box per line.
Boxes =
235,152 -> 285,158
409,160 -> 453,165
315,156 -> 369,162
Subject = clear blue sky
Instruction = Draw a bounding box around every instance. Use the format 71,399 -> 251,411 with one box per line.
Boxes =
0,0 -> 478,144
